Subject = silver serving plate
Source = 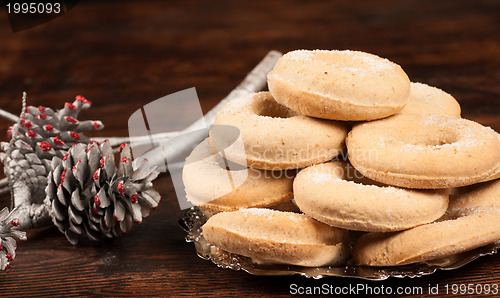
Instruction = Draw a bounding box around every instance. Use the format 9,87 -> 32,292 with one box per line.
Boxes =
179,207 -> 500,280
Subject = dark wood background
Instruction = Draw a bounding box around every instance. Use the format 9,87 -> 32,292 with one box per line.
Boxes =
1,0 -> 500,296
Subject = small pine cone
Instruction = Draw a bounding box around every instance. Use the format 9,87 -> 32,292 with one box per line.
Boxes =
0,139 -> 50,203
1,95 -> 104,206
44,141 -> 161,245
0,208 -> 27,270
4,95 -> 103,161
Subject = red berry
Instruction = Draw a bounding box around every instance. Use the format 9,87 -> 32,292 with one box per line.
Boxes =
121,157 -> 128,163
23,121 -> 32,129
118,144 -> 127,152
39,141 -> 52,151
38,106 -> 45,112
130,194 -> 138,204
9,219 -> 19,227
5,253 -> 13,262
72,160 -> 81,171
92,121 -> 101,130
38,113 -> 47,120
117,182 -> 125,195
65,116 -> 78,124
53,136 -> 64,146
93,169 -> 100,181
100,157 -> 105,167
94,195 -> 101,207
65,103 -> 76,110
60,169 -> 67,183
75,95 -> 86,102
43,124 -> 53,131
27,130 -> 36,139
70,131 -> 80,140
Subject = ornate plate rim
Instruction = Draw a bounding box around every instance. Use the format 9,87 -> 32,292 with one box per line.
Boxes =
179,207 -> 500,280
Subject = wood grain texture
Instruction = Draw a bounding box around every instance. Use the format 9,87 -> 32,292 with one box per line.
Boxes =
1,0 -> 500,296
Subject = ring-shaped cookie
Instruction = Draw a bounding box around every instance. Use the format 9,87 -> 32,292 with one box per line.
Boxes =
203,208 -> 349,267
214,92 -> 348,170
183,138 -> 295,216
293,161 -> 449,232
353,179 -> 500,266
398,82 -> 461,117
267,50 -> 410,121
480,131 -> 500,182
346,114 -> 500,188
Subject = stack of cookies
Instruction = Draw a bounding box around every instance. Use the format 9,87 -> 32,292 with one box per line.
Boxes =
182,50 -> 500,267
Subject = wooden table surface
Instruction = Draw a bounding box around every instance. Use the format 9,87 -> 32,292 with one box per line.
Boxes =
1,0 -> 500,296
